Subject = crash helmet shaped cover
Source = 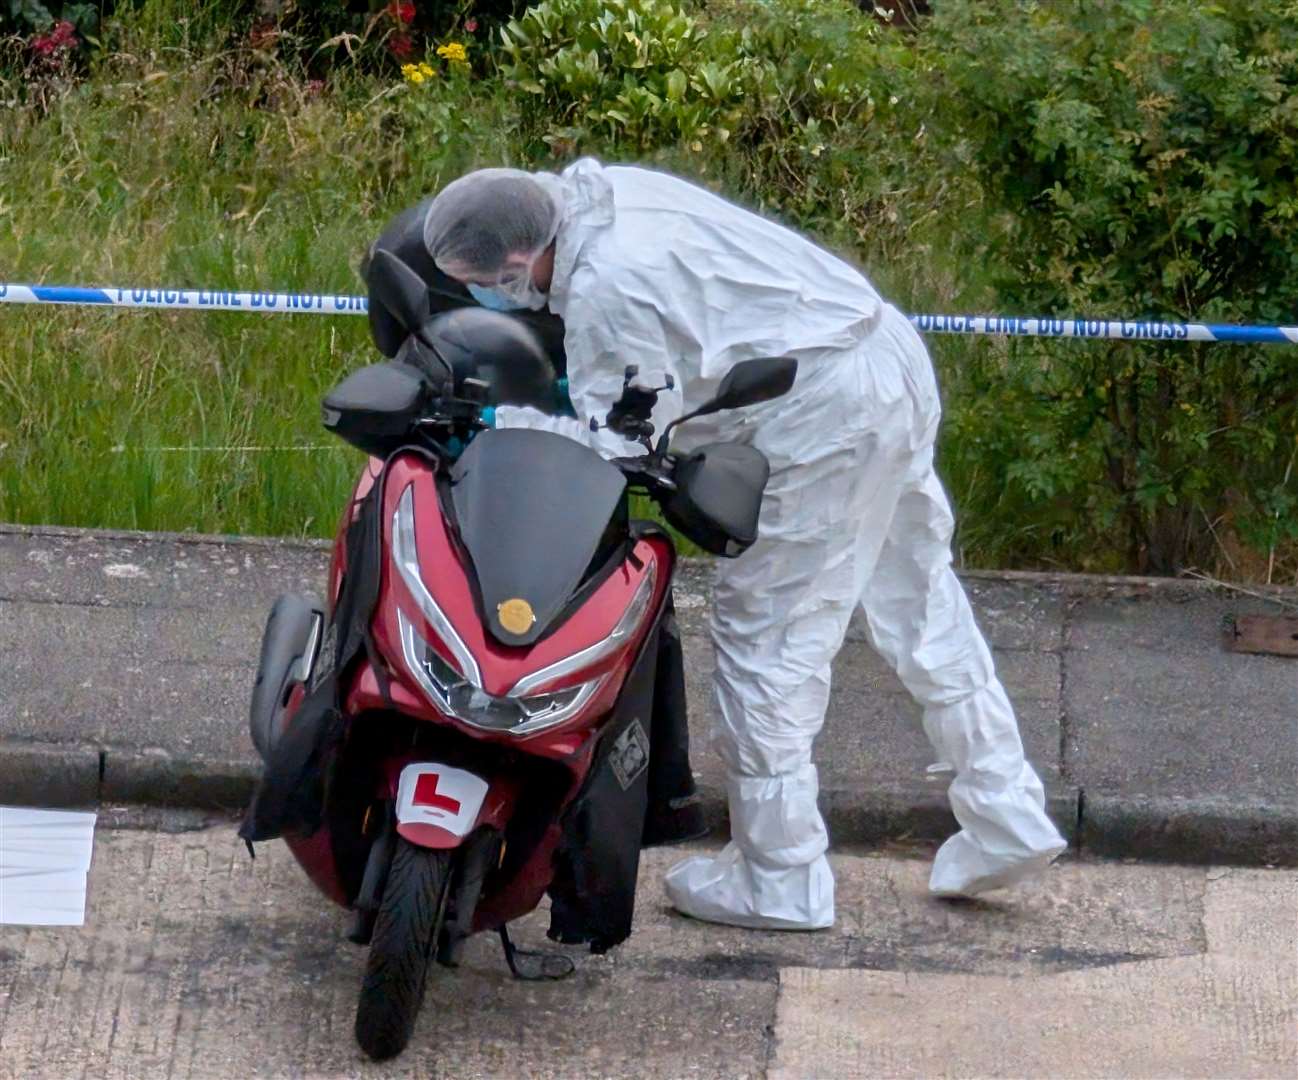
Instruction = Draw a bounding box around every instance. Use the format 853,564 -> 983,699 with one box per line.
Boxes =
420,307 -> 557,413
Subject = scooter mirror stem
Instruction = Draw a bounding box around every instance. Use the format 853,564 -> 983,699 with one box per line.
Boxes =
412,326 -> 456,389
656,404 -> 706,453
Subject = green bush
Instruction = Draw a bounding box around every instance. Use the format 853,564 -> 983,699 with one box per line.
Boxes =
921,0 -> 1298,576
498,0 -> 922,257
3,2 -> 100,36
718,0 -> 921,254
499,0 -> 745,151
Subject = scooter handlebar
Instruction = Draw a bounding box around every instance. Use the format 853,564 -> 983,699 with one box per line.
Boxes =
611,452 -> 678,494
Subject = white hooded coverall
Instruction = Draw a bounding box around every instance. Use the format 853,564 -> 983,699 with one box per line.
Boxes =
424,159 -> 1066,929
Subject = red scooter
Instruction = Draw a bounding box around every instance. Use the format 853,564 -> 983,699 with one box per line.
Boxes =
240,250 -> 796,1060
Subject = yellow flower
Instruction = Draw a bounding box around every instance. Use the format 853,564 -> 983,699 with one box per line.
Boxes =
437,42 -> 469,64
402,61 -> 436,85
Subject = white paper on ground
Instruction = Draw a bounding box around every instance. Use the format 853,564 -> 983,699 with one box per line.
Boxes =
0,870 -> 91,925
0,805 -> 97,926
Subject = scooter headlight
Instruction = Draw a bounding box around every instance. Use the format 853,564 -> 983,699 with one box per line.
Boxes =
392,480 -> 659,736
506,561 -> 657,699
392,483 -> 481,687
398,609 -> 604,736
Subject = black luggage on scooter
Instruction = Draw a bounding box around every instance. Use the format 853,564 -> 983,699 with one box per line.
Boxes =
240,475 -> 387,844
547,583 -> 704,954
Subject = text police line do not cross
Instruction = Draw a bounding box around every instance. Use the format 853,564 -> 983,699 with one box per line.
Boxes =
2,283 -> 1297,344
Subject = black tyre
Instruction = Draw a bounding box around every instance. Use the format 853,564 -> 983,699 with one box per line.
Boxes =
354,838 -> 453,1061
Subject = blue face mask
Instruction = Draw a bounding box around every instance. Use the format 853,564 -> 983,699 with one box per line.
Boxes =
466,283 -> 526,312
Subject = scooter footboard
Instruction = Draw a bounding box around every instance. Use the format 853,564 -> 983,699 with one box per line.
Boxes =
389,760 -> 522,850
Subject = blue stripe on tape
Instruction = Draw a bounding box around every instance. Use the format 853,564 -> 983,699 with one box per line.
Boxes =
3,284 -> 1296,344
30,286 -> 114,304
1204,324 -> 1290,344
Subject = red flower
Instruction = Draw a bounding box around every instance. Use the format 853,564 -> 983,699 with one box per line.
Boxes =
464,17 -> 479,32
31,19 -> 77,57
387,32 -> 415,58
305,79 -> 325,97
387,2 -> 416,23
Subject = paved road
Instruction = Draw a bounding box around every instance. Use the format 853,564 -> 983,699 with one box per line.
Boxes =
3,524 -> 1296,864
1,817 -> 1293,1078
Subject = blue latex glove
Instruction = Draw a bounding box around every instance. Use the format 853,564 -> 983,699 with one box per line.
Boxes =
554,378 -> 576,418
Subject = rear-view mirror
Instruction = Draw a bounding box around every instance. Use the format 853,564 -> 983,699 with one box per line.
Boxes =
369,249 -> 432,335
655,356 -> 799,453
703,356 -> 798,416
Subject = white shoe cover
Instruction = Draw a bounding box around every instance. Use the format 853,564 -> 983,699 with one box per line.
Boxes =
918,682 -> 1067,898
929,830 -> 1067,898
664,844 -> 835,930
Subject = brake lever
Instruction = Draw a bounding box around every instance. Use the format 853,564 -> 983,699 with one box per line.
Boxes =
406,331 -> 456,393
612,452 -> 677,493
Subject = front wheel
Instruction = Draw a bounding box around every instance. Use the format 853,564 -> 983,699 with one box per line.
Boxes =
354,838 -> 454,1061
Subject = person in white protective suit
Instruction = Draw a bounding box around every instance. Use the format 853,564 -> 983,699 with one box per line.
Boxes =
421,159 -> 1067,929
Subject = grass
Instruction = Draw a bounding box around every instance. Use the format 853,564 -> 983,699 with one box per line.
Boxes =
2,1 -> 1292,582
0,5 -> 884,542
0,22 -> 514,538
0,7 -> 975,543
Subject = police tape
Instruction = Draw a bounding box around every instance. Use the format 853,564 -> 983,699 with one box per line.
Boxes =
0,283 -> 368,314
909,314 -> 1298,344
3,282 -> 1297,344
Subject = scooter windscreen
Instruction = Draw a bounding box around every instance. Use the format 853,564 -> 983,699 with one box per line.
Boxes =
447,428 -> 628,647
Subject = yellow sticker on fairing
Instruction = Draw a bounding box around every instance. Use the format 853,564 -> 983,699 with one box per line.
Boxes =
497,598 -> 536,635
